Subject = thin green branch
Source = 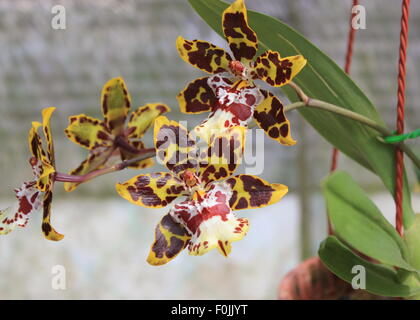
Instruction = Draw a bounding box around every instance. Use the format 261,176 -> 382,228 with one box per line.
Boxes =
283,100 -> 420,169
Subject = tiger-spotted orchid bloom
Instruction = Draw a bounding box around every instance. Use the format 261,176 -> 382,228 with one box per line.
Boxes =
115,116 -> 288,265
64,77 -> 170,191
0,107 -> 63,241
176,0 -> 306,146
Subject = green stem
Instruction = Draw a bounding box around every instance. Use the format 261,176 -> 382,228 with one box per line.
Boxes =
283,100 -> 420,169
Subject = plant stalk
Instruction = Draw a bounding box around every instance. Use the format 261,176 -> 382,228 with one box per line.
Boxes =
55,148 -> 156,183
283,100 -> 420,169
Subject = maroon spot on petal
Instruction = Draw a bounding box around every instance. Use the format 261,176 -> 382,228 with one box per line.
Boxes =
268,127 -> 280,138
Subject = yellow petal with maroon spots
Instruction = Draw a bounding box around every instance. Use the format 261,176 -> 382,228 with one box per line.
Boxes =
222,0 -> 258,62
65,114 -> 112,150
63,146 -> 115,192
41,107 -> 57,165
120,140 -> 155,169
28,121 -> 55,192
176,36 -> 232,74
41,190 -> 64,241
101,77 -> 131,135
116,172 -> 185,208
127,103 -> 170,140
253,51 -> 307,87
154,116 -> 197,176
147,213 -> 191,266
253,90 -> 296,146
226,174 -> 288,210
177,77 -> 216,114
36,161 -> 55,193
28,121 -> 43,159
195,126 -> 245,185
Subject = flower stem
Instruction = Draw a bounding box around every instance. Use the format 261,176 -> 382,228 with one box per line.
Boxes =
114,135 -> 147,154
54,148 -> 156,183
283,100 -> 420,169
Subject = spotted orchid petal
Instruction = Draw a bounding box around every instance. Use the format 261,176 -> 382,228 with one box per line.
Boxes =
101,77 -> 131,135
226,174 -> 288,210
42,107 -> 57,166
177,77 -> 217,114
170,182 -> 249,257
0,181 -> 42,235
176,36 -> 232,74
147,213 -> 191,266
28,120 -> 54,192
253,50 -> 307,87
194,78 -> 263,140
126,103 -> 170,140
64,146 -> 115,192
154,116 -> 197,176
222,0 -> 258,63
195,125 -> 246,186
203,75 -> 264,128
41,190 -> 63,241
64,114 -> 113,150
116,172 -> 186,208
254,90 -> 296,146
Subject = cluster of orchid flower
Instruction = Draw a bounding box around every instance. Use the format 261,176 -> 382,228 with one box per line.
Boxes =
0,0 -> 306,265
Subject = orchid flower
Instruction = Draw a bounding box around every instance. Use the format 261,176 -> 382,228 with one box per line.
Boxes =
1,107 -> 63,240
116,116 -> 288,265
176,0 -> 306,146
64,77 -> 170,191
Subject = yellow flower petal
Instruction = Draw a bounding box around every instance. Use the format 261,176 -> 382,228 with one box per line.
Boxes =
127,103 -> 170,140
65,114 -> 112,150
41,191 -> 64,241
101,77 -> 131,135
147,213 -> 191,266
116,172 -> 185,208
154,116 -> 197,176
253,51 -> 307,87
253,90 -> 296,146
195,125 -> 246,185
226,174 -> 288,210
28,120 -> 55,192
177,77 -> 216,114
41,107 -> 56,166
176,36 -> 232,74
222,0 -> 258,62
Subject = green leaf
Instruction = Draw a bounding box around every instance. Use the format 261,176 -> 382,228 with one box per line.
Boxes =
323,171 -> 415,271
188,0 -> 414,228
319,236 -> 420,297
405,215 -> 420,270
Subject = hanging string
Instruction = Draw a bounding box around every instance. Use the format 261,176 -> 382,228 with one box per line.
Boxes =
328,0 -> 359,235
395,0 -> 410,237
